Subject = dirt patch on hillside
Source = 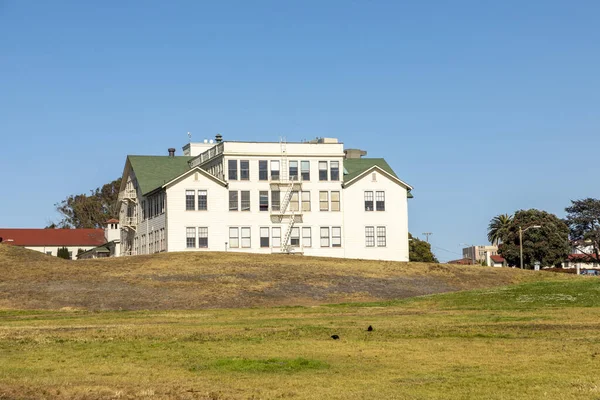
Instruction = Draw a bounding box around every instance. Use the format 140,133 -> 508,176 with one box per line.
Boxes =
0,244 -> 560,310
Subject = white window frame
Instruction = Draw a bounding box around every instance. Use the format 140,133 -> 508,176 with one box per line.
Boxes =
241,191 -> 251,211
365,226 -> 375,247
319,191 -> 329,211
302,227 -> 312,247
320,227 -> 330,247
331,191 -> 340,212
198,227 -> 208,248
186,190 -> 195,211
198,190 -> 208,211
377,226 -> 386,247
272,227 -> 281,248
332,227 -> 341,247
241,227 -> 251,248
260,227 -> 270,248
229,227 -> 239,248
186,227 -> 196,248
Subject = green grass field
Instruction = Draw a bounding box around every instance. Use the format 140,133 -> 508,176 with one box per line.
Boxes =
2,278 -> 600,400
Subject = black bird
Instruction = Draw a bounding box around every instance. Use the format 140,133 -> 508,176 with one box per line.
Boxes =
367,325 -> 373,332
331,335 -> 340,340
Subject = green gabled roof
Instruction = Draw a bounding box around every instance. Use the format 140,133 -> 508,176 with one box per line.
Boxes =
128,156 -> 193,195
343,158 -> 399,182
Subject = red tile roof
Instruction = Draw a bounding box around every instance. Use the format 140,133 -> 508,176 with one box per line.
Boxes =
491,255 -> 505,263
105,219 -> 120,224
0,229 -> 106,247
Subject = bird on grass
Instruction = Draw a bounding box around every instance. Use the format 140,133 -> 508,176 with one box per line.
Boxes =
367,325 -> 373,332
331,334 -> 340,340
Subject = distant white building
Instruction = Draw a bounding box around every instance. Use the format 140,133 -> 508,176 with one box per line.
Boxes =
463,245 -> 499,263
117,136 -> 413,261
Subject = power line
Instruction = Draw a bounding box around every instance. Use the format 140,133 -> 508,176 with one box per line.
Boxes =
422,232 -> 433,243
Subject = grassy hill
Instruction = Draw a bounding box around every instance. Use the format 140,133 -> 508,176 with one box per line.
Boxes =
1,277 -> 599,399
0,244 -> 567,311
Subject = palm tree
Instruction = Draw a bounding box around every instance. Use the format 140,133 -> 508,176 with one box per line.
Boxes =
488,214 -> 513,246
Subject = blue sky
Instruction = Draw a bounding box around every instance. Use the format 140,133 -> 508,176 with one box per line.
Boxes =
1,1 -> 598,261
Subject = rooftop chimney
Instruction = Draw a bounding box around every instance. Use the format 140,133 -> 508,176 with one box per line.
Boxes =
215,133 -> 223,143
168,148 -> 176,157
344,149 -> 367,159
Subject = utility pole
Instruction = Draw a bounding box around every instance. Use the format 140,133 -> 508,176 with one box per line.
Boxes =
422,232 -> 432,243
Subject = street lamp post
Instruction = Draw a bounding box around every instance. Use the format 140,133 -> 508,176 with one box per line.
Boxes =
519,225 -> 542,269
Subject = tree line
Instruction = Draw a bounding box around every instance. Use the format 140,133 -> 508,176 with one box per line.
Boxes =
487,199 -> 600,268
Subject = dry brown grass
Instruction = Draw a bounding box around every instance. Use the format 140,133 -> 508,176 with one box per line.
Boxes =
0,244 -> 565,311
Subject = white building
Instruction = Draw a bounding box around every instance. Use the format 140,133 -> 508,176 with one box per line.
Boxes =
462,245 -> 499,263
118,136 -> 413,262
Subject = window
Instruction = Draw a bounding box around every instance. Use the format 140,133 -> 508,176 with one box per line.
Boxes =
186,227 -> 196,248
228,160 -> 238,180
330,161 -> 339,181
142,200 -> 146,220
259,160 -> 268,180
149,232 -> 154,253
160,192 -> 165,214
320,227 -> 330,247
186,190 -> 195,211
301,191 -> 311,211
271,191 -> 280,211
289,161 -> 298,181
377,227 -> 386,247
46,251 -> 52,255
301,161 -> 310,181
260,227 -> 270,248
302,227 -> 311,247
229,191 -> 238,211
270,160 -> 280,180
240,160 -> 249,180
364,191 -> 374,211
241,191 -> 251,211
198,227 -> 208,248
290,191 -> 299,212
331,191 -> 340,211
319,191 -> 329,211
376,191 -> 385,211
272,227 -> 281,248
229,227 -> 239,248
287,227 -> 299,247
160,228 -> 165,251
319,161 -> 328,181
241,227 -> 251,248
365,227 -> 375,247
198,190 -> 207,211
259,191 -> 269,211
332,227 -> 342,247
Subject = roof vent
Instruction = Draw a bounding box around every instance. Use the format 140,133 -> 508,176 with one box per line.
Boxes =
344,149 -> 367,159
168,148 -> 176,157
215,133 -> 223,143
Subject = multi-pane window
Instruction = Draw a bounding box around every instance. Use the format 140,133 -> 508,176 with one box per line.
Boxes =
198,190 -> 207,211
290,227 -> 300,247
240,160 -> 250,180
260,227 -> 270,248
301,161 -> 310,181
241,227 -> 251,248
289,161 -> 298,181
377,227 -> 386,247
186,227 -> 196,248
290,191 -> 299,212
272,227 -> 281,248
330,161 -> 339,181
302,227 -> 312,247
229,191 -> 238,211
259,160 -> 268,181
332,227 -> 342,247
160,228 -> 165,251
319,161 -> 328,181
142,200 -> 146,220
331,191 -> 340,211
241,191 -> 251,211
270,160 -> 280,180
198,227 -> 208,248
228,160 -> 238,180
365,227 -> 375,247
229,227 -> 239,248
149,232 -> 154,254
301,191 -> 311,211
259,191 -> 269,211
271,191 -> 280,211
186,190 -> 195,211
319,191 -> 329,211
376,191 -> 385,211
364,191 -> 374,211
320,227 -> 330,247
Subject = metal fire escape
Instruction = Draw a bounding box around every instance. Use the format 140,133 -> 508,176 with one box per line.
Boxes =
271,138 -> 302,253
